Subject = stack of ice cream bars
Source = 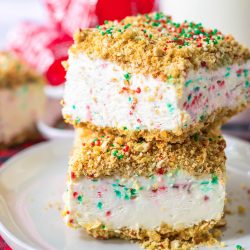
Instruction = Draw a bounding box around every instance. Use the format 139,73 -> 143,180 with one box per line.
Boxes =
61,13 -> 250,250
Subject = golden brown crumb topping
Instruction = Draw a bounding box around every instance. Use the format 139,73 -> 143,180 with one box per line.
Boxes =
0,51 -> 45,88
69,126 -> 226,179
71,12 -> 250,82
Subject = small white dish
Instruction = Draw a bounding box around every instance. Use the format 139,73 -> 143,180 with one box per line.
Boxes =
37,121 -> 75,140
0,136 -> 249,250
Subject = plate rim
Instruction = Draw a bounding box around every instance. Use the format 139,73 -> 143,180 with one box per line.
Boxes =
0,139 -> 71,250
0,135 -> 249,250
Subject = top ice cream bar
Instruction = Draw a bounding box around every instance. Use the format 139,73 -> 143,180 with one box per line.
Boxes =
62,12 -> 250,142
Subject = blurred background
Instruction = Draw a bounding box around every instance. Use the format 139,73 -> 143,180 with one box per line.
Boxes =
0,0 -> 249,142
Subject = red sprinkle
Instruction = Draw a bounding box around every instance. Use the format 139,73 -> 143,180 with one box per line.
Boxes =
66,210 -> 70,214
201,61 -> 207,68
91,141 -> 95,147
73,191 -> 78,198
96,140 -> 101,146
71,172 -> 76,179
157,167 -> 165,175
69,219 -> 74,224
236,69 -> 243,75
159,186 -> 167,191
136,87 -> 141,93
204,195 -> 209,201
97,191 -> 102,198
123,145 -> 129,152
137,118 -> 142,123
106,210 -> 111,216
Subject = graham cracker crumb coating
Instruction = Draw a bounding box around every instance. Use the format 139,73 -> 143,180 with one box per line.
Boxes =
64,105 -> 246,143
0,51 -> 45,88
69,126 -> 226,179
71,12 -> 250,83
81,219 -> 223,250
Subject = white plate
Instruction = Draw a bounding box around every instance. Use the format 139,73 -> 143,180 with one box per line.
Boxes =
0,136 -> 249,250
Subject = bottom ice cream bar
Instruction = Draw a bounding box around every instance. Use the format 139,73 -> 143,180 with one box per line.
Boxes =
63,169 -> 225,249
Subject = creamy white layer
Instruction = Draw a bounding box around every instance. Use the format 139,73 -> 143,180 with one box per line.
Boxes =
63,170 -> 225,230
0,84 -> 44,144
62,53 -> 250,131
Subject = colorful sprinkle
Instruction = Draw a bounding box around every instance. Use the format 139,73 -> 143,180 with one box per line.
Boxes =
124,73 -> 131,80
97,201 -> 103,209
236,245 -> 244,250
106,210 -> 111,217
211,174 -> 218,185
77,195 -> 83,203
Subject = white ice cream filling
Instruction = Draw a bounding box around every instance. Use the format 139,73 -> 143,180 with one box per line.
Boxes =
63,170 -> 225,230
0,84 -> 44,144
62,53 -> 250,131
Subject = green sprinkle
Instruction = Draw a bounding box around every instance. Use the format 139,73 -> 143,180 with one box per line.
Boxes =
130,189 -> 137,196
211,174 -> 218,185
77,195 -> 83,203
101,224 -> 106,229
128,97 -> 132,102
112,150 -> 118,156
114,190 -> 122,198
117,154 -> 124,160
199,115 -> 205,121
125,194 -> 130,200
200,181 -> 209,185
245,81 -> 250,88
123,126 -> 128,130
97,201 -> 103,209
212,28 -> 218,35
243,69 -> 248,77
166,103 -> 174,114
124,23 -> 131,29
149,34 -> 153,39
194,86 -> 200,92
154,12 -> 162,20
75,117 -> 81,124
124,73 -> 131,80
193,133 -> 199,142
104,20 -> 109,24
72,105 -> 76,110
236,245 -> 244,250
185,79 -> 192,87
187,94 -> 192,102
152,22 -> 160,27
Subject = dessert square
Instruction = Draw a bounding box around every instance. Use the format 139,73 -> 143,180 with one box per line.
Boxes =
63,129 -> 226,249
62,12 -> 250,142
0,52 -> 45,147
